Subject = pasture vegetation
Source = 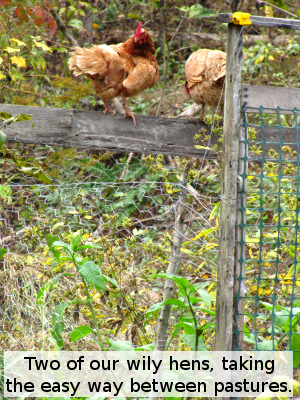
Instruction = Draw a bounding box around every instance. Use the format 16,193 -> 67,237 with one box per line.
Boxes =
0,0 -> 300,398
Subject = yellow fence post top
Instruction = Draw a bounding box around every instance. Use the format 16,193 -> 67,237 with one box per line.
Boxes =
232,12 -> 252,25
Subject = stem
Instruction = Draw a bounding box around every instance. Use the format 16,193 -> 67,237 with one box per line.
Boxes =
185,288 -> 200,351
82,279 -> 105,349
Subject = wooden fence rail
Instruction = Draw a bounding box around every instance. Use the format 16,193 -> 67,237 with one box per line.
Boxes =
2,84 -> 300,159
2,104 -> 212,158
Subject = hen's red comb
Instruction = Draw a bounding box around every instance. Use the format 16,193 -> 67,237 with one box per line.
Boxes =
135,22 -> 142,37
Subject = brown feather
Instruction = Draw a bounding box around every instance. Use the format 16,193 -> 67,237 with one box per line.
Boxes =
68,26 -> 159,124
185,49 -> 226,119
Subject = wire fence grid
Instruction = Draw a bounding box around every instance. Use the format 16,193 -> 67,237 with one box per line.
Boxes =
235,105 -> 300,368
0,146 -> 219,351
0,105 -> 299,376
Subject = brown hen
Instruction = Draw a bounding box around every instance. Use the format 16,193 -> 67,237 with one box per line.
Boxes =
68,23 -> 159,125
185,49 -> 226,120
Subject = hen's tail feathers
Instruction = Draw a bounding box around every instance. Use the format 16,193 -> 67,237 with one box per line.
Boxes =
68,45 -> 116,78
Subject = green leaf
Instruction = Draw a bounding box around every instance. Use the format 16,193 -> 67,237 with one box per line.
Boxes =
70,325 -> 94,342
79,243 -> 103,250
0,112 -> 13,119
174,321 -> 195,335
134,343 -> 155,351
197,288 -> 211,307
68,19 -> 83,29
46,234 -> 61,260
0,185 -> 12,201
35,170 -> 52,184
51,302 -> 68,348
71,234 -> 82,252
274,311 -> 290,327
106,339 -> 135,351
180,334 -> 207,351
162,298 -> 187,309
0,248 -> 7,260
127,13 -> 140,19
14,113 -> 33,126
103,275 -> 119,288
188,296 -> 201,305
153,273 -> 190,289
0,130 -> 7,144
46,234 -> 58,247
77,261 -> 106,291
177,4 -> 215,19
257,340 -> 276,351
145,301 -> 164,319
193,307 -> 215,316
36,281 -> 53,305
0,113 -> 33,127
291,334 -> 300,368
243,333 -> 257,345
52,240 -> 73,255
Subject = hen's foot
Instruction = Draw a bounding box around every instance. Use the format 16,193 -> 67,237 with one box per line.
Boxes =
103,100 -> 116,116
124,110 -> 136,126
121,96 -> 136,126
104,108 -> 117,116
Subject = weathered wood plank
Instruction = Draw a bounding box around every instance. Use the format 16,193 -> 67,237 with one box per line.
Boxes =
1,104 -> 216,158
215,23 -> 243,352
2,103 -> 298,158
218,13 -> 300,30
242,84 -> 300,113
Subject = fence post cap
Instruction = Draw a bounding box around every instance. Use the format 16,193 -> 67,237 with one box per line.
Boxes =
232,12 -> 252,25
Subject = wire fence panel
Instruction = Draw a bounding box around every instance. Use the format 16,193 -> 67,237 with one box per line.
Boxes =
0,144 -> 219,351
236,105 -> 300,367
1,107 -> 299,373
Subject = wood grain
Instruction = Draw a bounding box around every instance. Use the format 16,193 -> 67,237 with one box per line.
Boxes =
1,104 -> 215,158
2,100 -> 299,159
215,23 -> 243,352
242,84 -> 300,113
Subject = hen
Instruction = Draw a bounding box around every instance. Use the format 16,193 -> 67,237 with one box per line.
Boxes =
184,49 -> 226,120
68,23 -> 159,125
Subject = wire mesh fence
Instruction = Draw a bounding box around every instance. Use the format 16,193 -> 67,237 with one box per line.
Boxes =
236,105 -> 300,368
0,144 -> 219,351
1,105 -> 299,376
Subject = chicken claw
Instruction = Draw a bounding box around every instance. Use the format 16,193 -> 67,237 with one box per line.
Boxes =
122,96 -> 136,126
124,110 -> 136,126
103,100 -> 116,116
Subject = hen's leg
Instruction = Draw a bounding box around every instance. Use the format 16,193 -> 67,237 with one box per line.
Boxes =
103,99 -> 116,116
121,94 -> 136,126
199,103 -> 205,121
